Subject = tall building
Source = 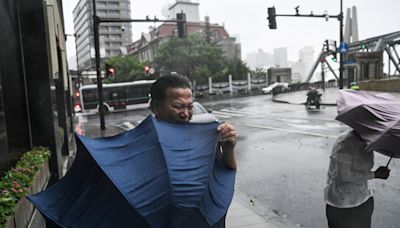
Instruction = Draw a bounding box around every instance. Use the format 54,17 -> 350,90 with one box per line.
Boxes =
167,0 -> 200,22
297,46 -> 315,81
73,0 -> 132,71
273,47 -> 288,67
245,49 -> 273,70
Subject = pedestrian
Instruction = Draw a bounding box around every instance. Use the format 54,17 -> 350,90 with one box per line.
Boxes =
149,74 -> 238,227
324,130 -> 390,228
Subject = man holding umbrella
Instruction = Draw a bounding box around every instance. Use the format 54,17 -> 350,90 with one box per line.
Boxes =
149,74 -> 238,170
149,74 -> 238,227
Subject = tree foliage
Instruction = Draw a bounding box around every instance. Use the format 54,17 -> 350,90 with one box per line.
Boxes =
103,55 -> 155,83
154,34 -> 227,84
225,58 -> 250,80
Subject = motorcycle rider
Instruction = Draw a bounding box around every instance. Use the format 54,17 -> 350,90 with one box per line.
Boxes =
306,86 -> 321,109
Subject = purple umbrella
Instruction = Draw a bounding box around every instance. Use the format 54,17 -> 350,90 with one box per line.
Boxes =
335,89 -> 400,162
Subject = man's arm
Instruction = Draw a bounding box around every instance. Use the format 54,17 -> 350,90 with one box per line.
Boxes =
217,122 -> 238,170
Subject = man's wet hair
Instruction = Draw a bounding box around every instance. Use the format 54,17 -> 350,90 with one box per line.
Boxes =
150,74 -> 192,108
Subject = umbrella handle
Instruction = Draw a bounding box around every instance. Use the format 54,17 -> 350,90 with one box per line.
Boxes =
386,152 -> 394,167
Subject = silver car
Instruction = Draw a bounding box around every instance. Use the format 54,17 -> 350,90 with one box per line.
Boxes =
190,101 -> 218,123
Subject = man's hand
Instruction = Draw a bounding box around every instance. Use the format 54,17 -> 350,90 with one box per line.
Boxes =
217,122 -> 238,170
217,122 -> 238,147
374,166 -> 390,179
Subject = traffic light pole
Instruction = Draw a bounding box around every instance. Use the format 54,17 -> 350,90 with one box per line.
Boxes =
268,0 -> 344,89
92,0 -> 105,130
339,0 -> 344,89
92,0 -> 186,130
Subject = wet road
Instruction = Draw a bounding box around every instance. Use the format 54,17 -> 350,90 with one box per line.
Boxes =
201,95 -> 400,228
75,94 -> 400,228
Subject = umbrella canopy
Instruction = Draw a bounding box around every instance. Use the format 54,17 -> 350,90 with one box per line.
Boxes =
27,115 -> 236,227
336,89 -> 400,158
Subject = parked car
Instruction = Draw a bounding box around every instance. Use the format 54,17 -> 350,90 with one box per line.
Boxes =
190,101 -> 218,123
262,82 -> 289,94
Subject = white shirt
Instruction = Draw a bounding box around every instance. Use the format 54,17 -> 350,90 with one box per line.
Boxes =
324,130 -> 375,208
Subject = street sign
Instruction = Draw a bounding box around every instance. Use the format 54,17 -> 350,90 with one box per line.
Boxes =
343,59 -> 356,65
339,42 -> 349,53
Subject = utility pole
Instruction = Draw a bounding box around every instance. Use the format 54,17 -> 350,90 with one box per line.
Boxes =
91,0 -> 187,130
339,0 -> 344,89
267,1 -> 345,89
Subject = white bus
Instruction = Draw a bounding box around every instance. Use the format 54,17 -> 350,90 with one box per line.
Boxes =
77,80 -> 155,112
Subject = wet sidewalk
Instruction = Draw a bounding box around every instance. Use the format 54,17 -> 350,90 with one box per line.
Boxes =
227,194 -> 298,228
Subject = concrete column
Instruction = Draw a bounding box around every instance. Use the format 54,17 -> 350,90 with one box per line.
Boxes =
247,73 -> 251,92
208,77 -> 212,94
229,74 -> 233,94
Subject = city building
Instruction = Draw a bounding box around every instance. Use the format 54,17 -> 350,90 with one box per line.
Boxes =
245,49 -> 273,70
267,67 -> 292,84
273,47 -> 288,67
127,0 -> 241,65
73,0 -> 132,71
291,60 -> 306,82
166,0 -> 200,22
1,0 -> 73,194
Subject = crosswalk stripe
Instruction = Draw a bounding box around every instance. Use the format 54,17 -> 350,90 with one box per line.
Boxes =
211,110 -> 243,117
213,107 -> 336,122
244,124 -> 337,138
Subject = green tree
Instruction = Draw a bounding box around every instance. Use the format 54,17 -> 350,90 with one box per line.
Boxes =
224,58 -> 250,80
154,34 -> 225,83
103,55 -> 154,83
254,68 -> 267,79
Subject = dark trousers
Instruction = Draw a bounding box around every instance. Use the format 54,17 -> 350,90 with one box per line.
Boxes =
326,197 -> 374,228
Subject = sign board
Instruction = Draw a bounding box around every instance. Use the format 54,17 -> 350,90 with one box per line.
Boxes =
344,59 -> 356,65
339,42 -> 349,53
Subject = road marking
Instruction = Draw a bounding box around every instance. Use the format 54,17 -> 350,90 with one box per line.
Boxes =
212,110 -> 243,117
214,107 -> 336,122
244,123 -> 337,138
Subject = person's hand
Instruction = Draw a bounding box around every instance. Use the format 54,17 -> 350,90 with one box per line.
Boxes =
217,122 -> 238,170
374,166 -> 390,179
217,122 -> 238,147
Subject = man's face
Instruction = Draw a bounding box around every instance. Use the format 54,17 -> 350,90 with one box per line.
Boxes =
154,87 -> 193,123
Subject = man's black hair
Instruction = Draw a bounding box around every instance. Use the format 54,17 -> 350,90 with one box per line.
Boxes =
150,74 -> 192,107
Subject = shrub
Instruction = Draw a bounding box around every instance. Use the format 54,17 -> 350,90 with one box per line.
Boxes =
0,146 -> 50,227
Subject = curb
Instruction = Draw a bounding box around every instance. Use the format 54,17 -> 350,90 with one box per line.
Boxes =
273,98 -> 337,106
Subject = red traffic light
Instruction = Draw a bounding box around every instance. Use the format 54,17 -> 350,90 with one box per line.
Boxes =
105,63 -> 116,79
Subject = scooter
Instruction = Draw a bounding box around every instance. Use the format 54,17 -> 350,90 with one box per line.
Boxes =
305,90 -> 322,110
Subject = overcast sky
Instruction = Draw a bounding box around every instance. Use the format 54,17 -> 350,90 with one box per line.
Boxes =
63,0 -> 400,65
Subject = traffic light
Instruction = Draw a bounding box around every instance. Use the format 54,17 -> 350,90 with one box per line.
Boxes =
324,40 -> 329,52
267,7 -> 277,29
176,13 -> 187,38
105,63 -> 116,79
144,66 -> 150,76
331,53 -> 337,62
332,42 -> 338,62
360,42 -> 367,50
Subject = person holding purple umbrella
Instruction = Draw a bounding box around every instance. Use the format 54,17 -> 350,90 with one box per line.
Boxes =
324,130 -> 390,228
